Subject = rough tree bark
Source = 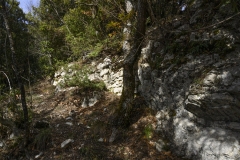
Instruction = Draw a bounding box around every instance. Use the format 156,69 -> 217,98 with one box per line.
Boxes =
1,0 -> 29,146
116,0 -> 148,127
122,0 -> 134,56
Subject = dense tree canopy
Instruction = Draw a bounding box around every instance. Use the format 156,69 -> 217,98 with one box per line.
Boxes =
0,0 -> 31,87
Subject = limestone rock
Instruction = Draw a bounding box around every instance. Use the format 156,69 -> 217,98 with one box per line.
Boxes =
61,139 -> 74,148
155,139 -> 166,152
98,138 -> 104,142
81,98 -> 88,108
109,128 -> 118,143
35,152 -> 43,159
65,122 -> 73,126
0,141 -> 5,148
100,69 -> 109,77
136,11 -> 240,159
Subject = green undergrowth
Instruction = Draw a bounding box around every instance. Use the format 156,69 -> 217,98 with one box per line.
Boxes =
143,124 -> 154,139
60,66 -> 106,91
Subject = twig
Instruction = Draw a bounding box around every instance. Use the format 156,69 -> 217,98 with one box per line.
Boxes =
0,71 -> 12,91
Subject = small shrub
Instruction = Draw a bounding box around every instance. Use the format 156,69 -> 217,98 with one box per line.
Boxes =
88,43 -> 103,58
61,66 -> 106,91
143,124 -> 153,139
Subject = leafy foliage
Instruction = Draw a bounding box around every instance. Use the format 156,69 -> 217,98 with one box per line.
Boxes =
61,66 -> 106,91
143,124 -> 153,139
25,0 -> 125,77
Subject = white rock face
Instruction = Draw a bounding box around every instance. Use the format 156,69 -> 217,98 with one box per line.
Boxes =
125,1 -> 133,13
203,73 -> 217,85
137,7 -> 240,158
139,50 -> 240,159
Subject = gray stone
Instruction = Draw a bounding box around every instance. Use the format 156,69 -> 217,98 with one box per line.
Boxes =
97,63 -> 103,70
101,58 -> 111,69
111,83 -> 122,88
217,71 -> 233,86
61,71 -> 66,77
123,41 -> 131,53
98,138 -> 104,142
65,122 -> 73,126
35,152 -> 43,159
88,74 -> 96,81
68,68 -> 73,73
100,69 -> 109,77
0,141 -> 5,148
203,73 -> 217,86
66,117 -> 73,121
142,41 -> 153,60
135,18 -> 240,158
89,97 -> 98,107
104,57 -> 111,63
61,139 -> 74,148
155,139 -> 166,152
81,98 -> 88,108
103,74 -> 109,81
125,0 -> 133,13
113,87 -> 122,94
109,128 -> 118,143
229,122 -> 240,130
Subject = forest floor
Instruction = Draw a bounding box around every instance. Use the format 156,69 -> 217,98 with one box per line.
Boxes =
1,79 -> 183,160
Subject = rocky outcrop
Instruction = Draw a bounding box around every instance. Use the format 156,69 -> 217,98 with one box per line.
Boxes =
53,57 -> 124,97
51,1 -> 240,158
136,1 -> 240,159
139,44 -> 240,159
89,57 -> 123,96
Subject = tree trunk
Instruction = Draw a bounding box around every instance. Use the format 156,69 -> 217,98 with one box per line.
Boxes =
117,0 -> 147,127
1,0 -> 29,146
122,0 -> 134,56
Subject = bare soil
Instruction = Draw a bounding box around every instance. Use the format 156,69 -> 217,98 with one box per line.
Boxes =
1,80 -> 183,160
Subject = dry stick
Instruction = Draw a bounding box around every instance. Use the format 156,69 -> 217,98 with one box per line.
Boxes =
0,71 -> 12,91
27,51 -> 33,108
147,0 -> 156,23
0,71 -> 12,124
